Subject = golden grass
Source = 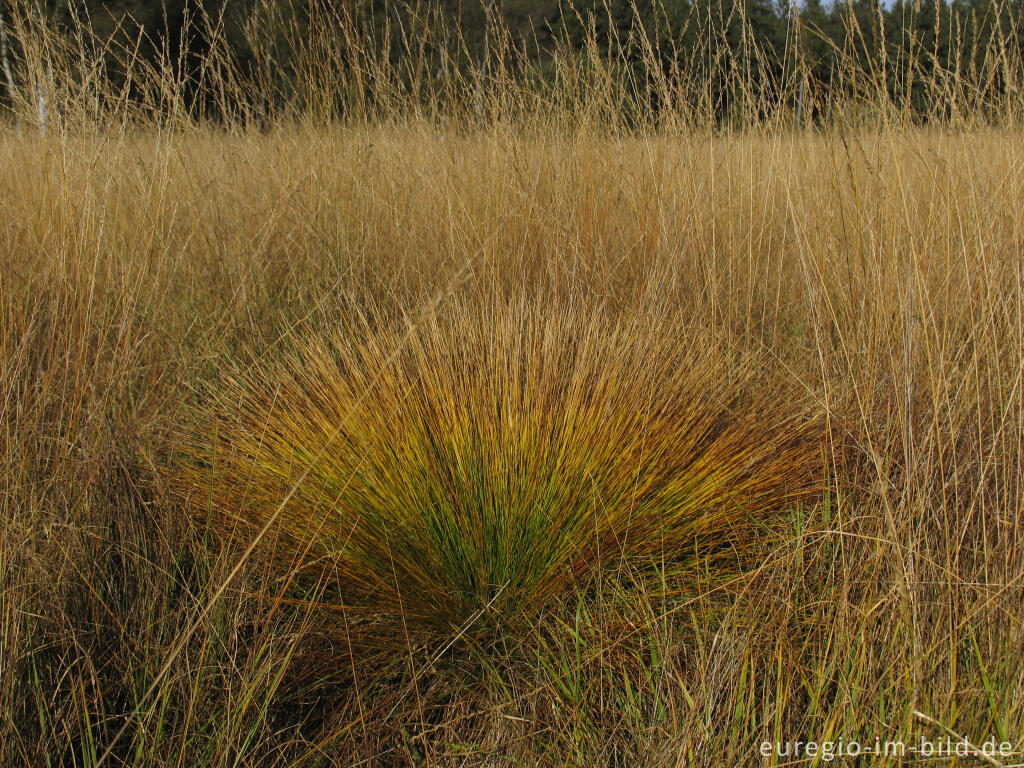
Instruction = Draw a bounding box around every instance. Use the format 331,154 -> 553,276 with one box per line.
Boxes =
2,121 -> 1023,763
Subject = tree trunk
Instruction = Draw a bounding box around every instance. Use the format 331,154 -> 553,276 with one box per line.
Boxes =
0,7 -> 17,121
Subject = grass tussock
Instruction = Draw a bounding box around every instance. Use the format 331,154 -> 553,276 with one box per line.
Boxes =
178,304 -> 825,651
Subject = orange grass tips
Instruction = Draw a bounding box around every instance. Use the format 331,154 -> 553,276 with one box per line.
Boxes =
173,304 -> 828,645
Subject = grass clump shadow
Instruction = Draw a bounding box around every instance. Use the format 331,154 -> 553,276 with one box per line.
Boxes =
173,301 -> 828,678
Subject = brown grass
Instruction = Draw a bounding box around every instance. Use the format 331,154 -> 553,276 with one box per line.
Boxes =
2,123 -> 1022,765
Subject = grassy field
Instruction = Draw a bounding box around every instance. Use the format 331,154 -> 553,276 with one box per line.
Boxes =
3,7 -> 1024,766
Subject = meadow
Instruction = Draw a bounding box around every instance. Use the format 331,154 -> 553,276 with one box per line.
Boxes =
2,3 -> 1024,766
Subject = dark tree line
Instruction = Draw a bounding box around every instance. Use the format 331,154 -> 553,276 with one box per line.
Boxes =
1,0 -> 1021,124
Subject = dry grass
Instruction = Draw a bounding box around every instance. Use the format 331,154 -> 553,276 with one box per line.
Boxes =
2,6 -> 1024,764
3,122 -> 1022,766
